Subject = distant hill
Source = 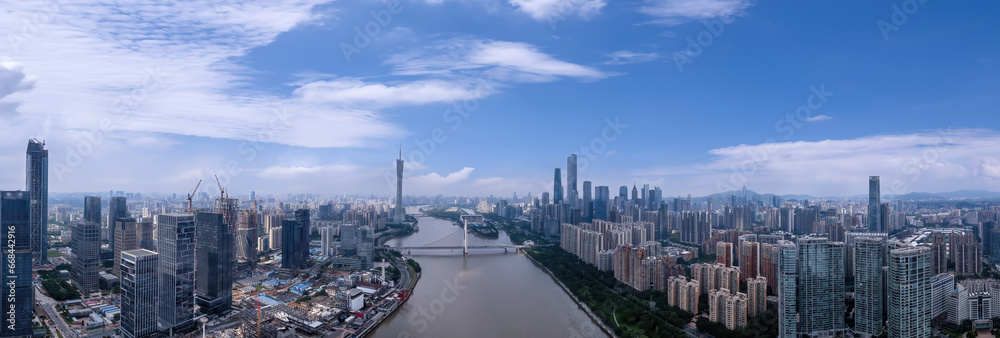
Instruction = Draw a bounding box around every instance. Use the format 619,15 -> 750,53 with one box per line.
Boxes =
680,189 -> 1000,203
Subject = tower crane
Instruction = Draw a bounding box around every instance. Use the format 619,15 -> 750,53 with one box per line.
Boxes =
187,179 -> 202,213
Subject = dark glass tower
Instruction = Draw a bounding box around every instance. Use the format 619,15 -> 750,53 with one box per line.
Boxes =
566,154 -> 577,207
553,168 -> 563,204
156,214 -> 196,334
108,196 -> 128,254
869,176 -> 881,232
195,212 -> 233,315
121,249 -> 158,338
26,139 -> 48,266
582,181 -> 592,221
0,191 -> 33,336
282,209 -> 310,269
84,196 -> 101,224
71,220 -> 101,293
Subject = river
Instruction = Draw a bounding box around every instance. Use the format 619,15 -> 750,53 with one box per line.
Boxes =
371,206 -> 609,338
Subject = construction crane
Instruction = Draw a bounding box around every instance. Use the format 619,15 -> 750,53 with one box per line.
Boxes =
187,179 -> 202,213
215,175 -> 228,199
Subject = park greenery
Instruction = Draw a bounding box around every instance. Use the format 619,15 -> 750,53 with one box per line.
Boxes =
405,259 -> 422,273
38,269 -> 81,301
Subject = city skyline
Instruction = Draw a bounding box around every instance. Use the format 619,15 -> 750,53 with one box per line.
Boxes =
1,1 -> 999,197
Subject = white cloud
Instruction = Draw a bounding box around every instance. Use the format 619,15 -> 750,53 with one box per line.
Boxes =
508,0 -> 607,21
806,114 -> 832,122
605,51 -> 661,65
292,78 -> 482,107
0,0 -> 411,149
410,167 -> 476,186
386,38 -> 611,82
631,129 -> 1000,196
640,0 -> 751,24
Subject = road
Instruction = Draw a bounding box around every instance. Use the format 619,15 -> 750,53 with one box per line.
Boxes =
35,286 -> 78,338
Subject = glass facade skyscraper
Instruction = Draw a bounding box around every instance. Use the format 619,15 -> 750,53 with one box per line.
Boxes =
869,176 -> 881,232
71,220 -> 101,293
84,196 -> 101,224
26,139 -> 47,266
553,168 -> 563,204
121,249 -> 158,338
108,196 -> 128,254
0,191 -> 33,336
156,214 -> 196,334
566,154 -> 577,208
195,212 -> 233,315
282,209 -> 310,269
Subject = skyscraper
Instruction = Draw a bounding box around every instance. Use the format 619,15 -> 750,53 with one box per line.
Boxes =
341,223 -> 357,255
887,246 -> 931,338
566,154 -> 577,207
71,220 -> 101,294
156,214 -> 196,333
582,181 -> 592,221
235,210 -> 257,266
394,148 -> 405,224
747,276 -> 767,317
121,249 -> 158,338
854,236 -> 886,336
138,219 -> 155,251
594,186 -> 609,221
619,185 -> 628,201
195,212 -> 233,315
114,218 -> 139,278
357,225 -> 375,269
869,176 -> 881,232
26,139 -> 48,266
282,209 -> 310,269
777,240 -> 797,338
84,196 -> 101,224
0,191 -> 33,336
553,168 -> 563,204
108,196 -> 128,254
796,237 -> 845,335
950,231 -> 981,276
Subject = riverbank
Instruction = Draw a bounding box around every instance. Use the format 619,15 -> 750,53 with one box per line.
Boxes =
524,251 -> 619,338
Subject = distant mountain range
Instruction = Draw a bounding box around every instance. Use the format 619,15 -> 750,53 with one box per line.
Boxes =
683,189 -> 1000,203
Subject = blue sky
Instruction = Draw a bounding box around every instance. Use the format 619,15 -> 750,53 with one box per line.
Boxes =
0,0 -> 998,198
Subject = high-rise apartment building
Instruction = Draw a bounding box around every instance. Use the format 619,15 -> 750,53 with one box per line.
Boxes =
887,246 -> 931,338
950,231 -> 981,276
854,236 -> 885,336
156,214 -> 196,333
26,139 -> 48,266
71,220 -> 101,293
796,237 -> 845,336
667,276 -> 699,314
0,191 -> 33,336
121,249 -> 158,338
777,240 -> 798,338
195,212 -> 233,315
747,276 -> 767,317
